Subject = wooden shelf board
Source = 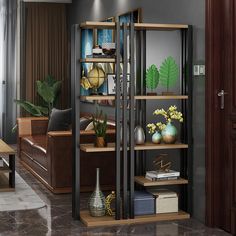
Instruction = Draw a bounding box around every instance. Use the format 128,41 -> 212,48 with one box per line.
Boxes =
0,140 -> 16,155
80,95 -> 188,101
135,95 -> 188,100
134,23 -> 188,30
80,95 -> 116,101
80,58 -> 116,63
80,21 -> 188,31
134,176 -> 188,187
80,142 -> 188,152
80,21 -> 116,29
80,130 -> 115,135
80,210 -> 190,227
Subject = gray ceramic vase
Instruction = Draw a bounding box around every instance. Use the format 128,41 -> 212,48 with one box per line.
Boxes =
88,168 -> 106,217
134,125 -> 145,144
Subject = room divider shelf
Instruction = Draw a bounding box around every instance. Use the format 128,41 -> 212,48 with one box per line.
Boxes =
80,95 -> 188,101
80,210 -> 190,227
80,142 -> 188,153
71,20 -> 193,226
134,176 -> 188,187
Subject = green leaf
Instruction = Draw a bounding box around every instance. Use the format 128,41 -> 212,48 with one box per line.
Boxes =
159,56 -> 179,92
45,75 -> 57,87
36,80 -> 55,104
14,100 -> 44,116
146,64 -> 159,90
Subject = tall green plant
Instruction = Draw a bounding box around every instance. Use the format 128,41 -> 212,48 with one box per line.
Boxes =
15,75 -> 62,116
92,109 -> 107,138
159,56 -> 179,92
146,64 -> 159,93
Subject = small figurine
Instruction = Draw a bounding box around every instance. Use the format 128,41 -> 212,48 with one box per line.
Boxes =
153,154 -> 171,172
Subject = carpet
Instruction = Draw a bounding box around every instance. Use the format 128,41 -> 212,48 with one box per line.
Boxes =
0,173 -> 46,211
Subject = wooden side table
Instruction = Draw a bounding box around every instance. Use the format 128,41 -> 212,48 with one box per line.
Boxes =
0,139 -> 15,191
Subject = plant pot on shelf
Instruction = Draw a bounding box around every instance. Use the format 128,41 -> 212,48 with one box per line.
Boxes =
147,92 -> 157,96
162,91 -> 174,95
161,123 -> 177,144
95,136 -> 107,147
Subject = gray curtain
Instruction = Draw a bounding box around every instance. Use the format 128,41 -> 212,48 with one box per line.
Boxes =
0,0 -> 18,143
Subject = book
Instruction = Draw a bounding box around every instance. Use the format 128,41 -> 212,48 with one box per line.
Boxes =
146,170 -> 180,178
145,176 -> 179,181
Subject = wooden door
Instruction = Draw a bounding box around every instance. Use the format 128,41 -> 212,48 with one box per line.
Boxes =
206,0 -> 236,233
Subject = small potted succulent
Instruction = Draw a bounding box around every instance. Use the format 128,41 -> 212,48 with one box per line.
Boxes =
151,105 -> 183,144
92,109 -> 108,147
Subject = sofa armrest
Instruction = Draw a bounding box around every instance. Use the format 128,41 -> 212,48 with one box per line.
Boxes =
48,131 -> 72,137
47,132 -> 72,189
17,117 -> 48,137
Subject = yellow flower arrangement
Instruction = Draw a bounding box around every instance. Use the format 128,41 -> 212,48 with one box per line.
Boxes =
147,105 -> 183,134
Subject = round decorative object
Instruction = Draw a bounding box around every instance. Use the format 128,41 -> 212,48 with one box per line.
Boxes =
105,191 -> 116,216
87,65 -> 106,93
161,123 -> 177,144
152,131 -> 162,144
134,125 -> 145,144
88,168 -> 106,217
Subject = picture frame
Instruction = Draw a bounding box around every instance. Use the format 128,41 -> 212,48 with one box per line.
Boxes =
107,74 -> 130,95
94,17 -> 115,46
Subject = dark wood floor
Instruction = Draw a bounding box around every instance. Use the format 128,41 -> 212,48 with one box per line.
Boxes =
0,153 -> 231,236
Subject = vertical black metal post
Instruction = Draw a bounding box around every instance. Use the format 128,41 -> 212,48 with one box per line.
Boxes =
122,23 -> 128,219
129,22 -> 135,219
115,22 -> 121,220
71,24 -> 81,220
180,28 -> 185,211
187,26 -> 193,215
9,154 -> 15,188
140,30 -> 147,176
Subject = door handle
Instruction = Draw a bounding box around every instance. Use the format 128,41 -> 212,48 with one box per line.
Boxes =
217,89 -> 228,109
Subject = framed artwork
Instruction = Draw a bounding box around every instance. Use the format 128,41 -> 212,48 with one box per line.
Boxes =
107,74 -> 130,95
96,17 -> 115,46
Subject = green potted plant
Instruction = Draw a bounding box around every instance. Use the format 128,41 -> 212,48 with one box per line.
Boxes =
12,75 -> 62,133
146,64 -> 159,95
15,75 -> 62,116
92,109 -> 108,147
159,56 -> 179,95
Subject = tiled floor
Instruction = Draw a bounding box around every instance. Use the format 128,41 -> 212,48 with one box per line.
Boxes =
0,156 -> 231,236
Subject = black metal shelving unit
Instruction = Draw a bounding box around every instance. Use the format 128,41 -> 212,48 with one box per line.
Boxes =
71,21 -> 193,226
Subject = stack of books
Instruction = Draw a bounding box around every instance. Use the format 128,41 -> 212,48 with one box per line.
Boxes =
145,170 -> 180,181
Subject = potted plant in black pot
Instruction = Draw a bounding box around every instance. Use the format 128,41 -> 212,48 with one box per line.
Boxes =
92,109 -> 108,147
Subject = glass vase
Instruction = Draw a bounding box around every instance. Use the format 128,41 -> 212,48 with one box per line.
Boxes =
88,168 -> 106,217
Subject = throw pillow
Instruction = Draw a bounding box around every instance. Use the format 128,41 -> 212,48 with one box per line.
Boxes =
80,117 -> 93,130
47,108 -> 71,132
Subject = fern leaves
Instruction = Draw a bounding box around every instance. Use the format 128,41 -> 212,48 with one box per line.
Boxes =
146,64 -> 159,91
159,56 -> 179,92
